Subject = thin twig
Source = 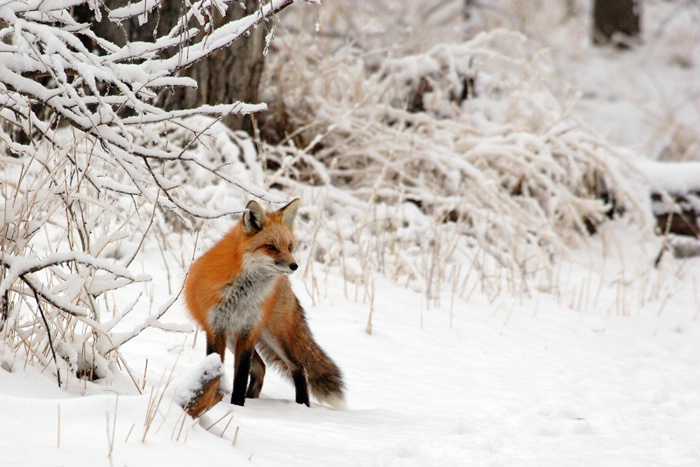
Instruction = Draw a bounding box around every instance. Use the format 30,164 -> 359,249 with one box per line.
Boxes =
30,287 -> 61,388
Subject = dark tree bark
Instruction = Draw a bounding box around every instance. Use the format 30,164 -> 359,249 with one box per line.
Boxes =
592,0 -> 641,48
462,0 -> 475,20
156,0 -> 267,134
74,0 -> 266,133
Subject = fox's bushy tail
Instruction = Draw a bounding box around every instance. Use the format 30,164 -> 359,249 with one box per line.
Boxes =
258,312 -> 346,409
301,336 -> 346,409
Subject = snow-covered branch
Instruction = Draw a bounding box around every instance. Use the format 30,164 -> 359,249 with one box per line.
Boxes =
0,0 -> 303,390
0,0 -> 296,216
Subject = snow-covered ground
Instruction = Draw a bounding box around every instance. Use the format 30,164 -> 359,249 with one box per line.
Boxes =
2,222 -> 699,466
2,1 -> 700,466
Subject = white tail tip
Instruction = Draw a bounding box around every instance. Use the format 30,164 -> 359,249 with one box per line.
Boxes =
318,395 -> 347,410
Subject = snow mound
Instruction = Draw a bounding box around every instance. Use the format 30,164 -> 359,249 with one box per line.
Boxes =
173,353 -> 230,410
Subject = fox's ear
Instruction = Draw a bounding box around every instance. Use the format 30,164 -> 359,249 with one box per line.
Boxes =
279,198 -> 300,229
243,200 -> 265,234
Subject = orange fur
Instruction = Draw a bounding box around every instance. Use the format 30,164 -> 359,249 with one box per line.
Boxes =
182,199 -> 345,415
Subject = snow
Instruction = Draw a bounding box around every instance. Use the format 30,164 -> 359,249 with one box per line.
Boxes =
636,159 -> 700,194
108,0 -> 161,22
173,353 -> 229,409
2,224 -> 700,466
149,0 -> 296,73
2,1 -> 700,466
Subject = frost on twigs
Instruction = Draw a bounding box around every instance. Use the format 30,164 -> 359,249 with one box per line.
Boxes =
256,29 -> 652,301
175,354 -> 229,418
0,0 -> 299,390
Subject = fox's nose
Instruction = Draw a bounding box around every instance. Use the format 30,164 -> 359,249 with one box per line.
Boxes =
290,263 -> 298,271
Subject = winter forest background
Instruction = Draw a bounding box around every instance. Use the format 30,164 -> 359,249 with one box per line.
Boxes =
1,1 -> 699,466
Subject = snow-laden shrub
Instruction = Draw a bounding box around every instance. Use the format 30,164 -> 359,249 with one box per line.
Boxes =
0,0 -> 301,390
250,29 -> 652,301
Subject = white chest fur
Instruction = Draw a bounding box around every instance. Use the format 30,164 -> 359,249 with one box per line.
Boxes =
209,268 -> 276,334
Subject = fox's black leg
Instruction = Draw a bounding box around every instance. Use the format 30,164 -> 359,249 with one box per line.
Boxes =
292,368 -> 310,407
232,348 -> 252,406
246,350 -> 266,399
280,341 -> 310,406
231,333 -> 254,406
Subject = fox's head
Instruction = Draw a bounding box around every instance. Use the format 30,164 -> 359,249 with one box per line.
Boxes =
240,199 -> 300,276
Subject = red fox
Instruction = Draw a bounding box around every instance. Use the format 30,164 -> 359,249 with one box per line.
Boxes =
183,199 -> 345,415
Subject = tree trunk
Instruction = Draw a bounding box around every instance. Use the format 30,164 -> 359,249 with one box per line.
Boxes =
157,0 -> 266,134
75,0 -> 266,133
592,0 -> 641,48
462,0 -> 475,21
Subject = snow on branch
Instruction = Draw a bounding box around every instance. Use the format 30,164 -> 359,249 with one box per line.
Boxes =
253,28 -> 652,303
0,0 -> 299,218
152,0 -> 297,72
0,251 -> 150,301
0,0 -> 304,391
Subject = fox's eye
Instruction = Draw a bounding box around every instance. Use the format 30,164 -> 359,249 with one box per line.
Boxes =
289,244 -> 294,253
265,244 -> 277,252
